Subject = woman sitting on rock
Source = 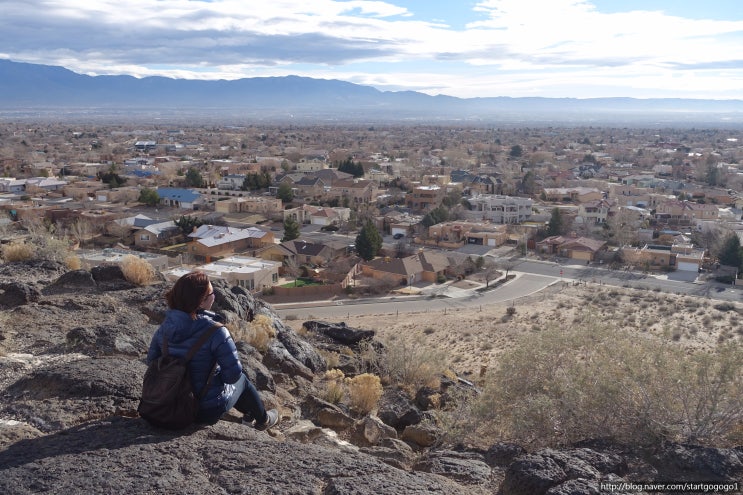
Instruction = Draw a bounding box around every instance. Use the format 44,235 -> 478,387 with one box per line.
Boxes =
146,271 -> 279,430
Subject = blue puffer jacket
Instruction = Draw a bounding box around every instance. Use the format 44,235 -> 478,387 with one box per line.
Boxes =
146,309 -> 243,411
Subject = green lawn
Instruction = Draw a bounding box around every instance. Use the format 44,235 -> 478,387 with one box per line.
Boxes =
280,278 -> 323,288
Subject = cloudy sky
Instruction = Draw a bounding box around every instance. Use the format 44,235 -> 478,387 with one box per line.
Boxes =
3,0 -> 743,99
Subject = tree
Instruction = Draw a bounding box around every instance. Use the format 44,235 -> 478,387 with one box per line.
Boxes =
281,217 -> 300,242
509,145 -> 523,158
336,157 -> 364,178
547,208 -> 563,237
98,169 -> 126,189
282,257 -> 302,287
174,215 -> 204,237
482,260 -> 500,288
184,167 -> 204,188
138,188 -> 160,207
355,221 -> 383,261
717,233 -> 742,269
277,182 -> 294,202
421,205 -> 449,228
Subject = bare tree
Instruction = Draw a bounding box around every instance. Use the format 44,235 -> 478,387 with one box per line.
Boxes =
482,260 -> 501,288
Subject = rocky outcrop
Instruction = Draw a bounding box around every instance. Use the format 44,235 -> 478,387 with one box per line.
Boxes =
0,260 -> 740,494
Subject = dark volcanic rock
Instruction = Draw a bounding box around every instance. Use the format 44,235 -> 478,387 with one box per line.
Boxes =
302,320 -> 376,345
377,388 -> 423,429
42,269 -> 97,295
90,264 -> 136,291
0,281 -> 41,308
0,418 -> 473,495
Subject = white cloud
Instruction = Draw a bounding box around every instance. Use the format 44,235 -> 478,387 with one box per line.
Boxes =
1,0 -> 743,98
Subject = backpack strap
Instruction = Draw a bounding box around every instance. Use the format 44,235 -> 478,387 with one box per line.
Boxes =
188,323 -> 223,400
184,323 -> 223,363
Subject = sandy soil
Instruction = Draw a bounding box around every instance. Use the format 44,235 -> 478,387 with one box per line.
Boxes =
287,281 -> 742,379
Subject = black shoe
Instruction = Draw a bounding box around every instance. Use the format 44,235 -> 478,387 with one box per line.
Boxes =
254,409 -> 279,431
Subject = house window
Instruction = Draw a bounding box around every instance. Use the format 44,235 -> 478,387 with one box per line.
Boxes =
272,273 -> 278,283
140,234 -> 150,241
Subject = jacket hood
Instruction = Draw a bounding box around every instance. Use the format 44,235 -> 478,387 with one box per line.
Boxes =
160,309 -> 215,344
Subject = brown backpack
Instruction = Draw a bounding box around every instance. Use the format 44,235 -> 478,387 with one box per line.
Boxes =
138,324 -> 222,430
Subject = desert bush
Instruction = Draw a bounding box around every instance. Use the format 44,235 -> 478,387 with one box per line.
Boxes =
346,373 -> 383,414
120,255 -> 155,285
64,254 -> 82,270
714,302 -> 738,313
246,314 -> 276,352
467,318 -> 743,448
322,369 -> 346,404
2,242 -> 34,262
360,338 -> 447,393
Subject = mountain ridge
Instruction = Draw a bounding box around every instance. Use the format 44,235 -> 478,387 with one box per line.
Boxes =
2,58 -> 743,124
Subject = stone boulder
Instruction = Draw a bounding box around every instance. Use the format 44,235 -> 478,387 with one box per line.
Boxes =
302,320 -> 376,346
0,281 -> 41,308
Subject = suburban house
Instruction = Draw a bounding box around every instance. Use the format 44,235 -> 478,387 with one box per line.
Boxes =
63,180 -> 102,200
327,179 -> 379,205
542,187 -> 603,203
655,200 -> 719,224
0,178 -> 27,193
187,225 -> 275,259
536,235 -> 607,261
280,238 -> 351,265
94,186 -> 140,203
463,194 -> 533,224
215,196 -> 283,217
575,199 -> 613,225
406,185 -> 445,212
157,187 -> 203,210
164,256 -> 280,292
282,205 -> 351,226
23,177 -> 68,193
133,220 -> 180,248
78,247 -> 170,271
621,244 -> 675,270
427,221 -> 509,248
216,174 -> 246,190
361,250 -> 451,285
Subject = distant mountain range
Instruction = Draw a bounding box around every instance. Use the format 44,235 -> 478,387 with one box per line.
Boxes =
2,59 -> 743,125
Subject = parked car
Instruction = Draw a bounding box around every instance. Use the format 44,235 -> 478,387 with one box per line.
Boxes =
393,233 -> 405,239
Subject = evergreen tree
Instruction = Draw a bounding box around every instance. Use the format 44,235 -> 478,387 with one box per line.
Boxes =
547,208 -> 563,236
174,215 -> 205,237
277,182 -> 294,202
281,217 -> 300,242
421,205 -> 449,228
138,188 -> 159,206
184,167 -> 204,188
355,221 -> 383,261
717,233 -> 742,269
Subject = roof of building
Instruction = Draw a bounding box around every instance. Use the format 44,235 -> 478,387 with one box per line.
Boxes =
156,187 -> 201,203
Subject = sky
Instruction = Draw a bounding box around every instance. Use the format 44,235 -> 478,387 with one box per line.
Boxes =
3,0 -> 743,100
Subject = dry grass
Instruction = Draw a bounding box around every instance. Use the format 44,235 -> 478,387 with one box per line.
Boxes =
120,255 -> 155,285
322,369 -> 346,404
346,373 -> 383,414
2,242 -> 34,262
285,282 -> 743,448
298,283 -> 742,378
230,314 -> 277,352
64,254 -> 82,270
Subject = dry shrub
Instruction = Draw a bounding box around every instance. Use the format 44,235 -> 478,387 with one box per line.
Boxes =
365,338 -> 446,393
65,254 -> 82,270
469,314 -> 743,448
2,242 -> 34,262
120,255 -> 155,285
346,373 -> 383,414
322,369 -> 346,404
246,314 -> 276,352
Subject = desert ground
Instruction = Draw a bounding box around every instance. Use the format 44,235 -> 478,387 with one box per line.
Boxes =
285,280 -> 741,380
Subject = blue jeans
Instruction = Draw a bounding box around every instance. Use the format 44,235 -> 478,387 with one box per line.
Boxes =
198,373 -> 267,425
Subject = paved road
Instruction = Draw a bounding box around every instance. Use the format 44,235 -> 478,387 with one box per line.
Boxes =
274,259 -> 741,320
